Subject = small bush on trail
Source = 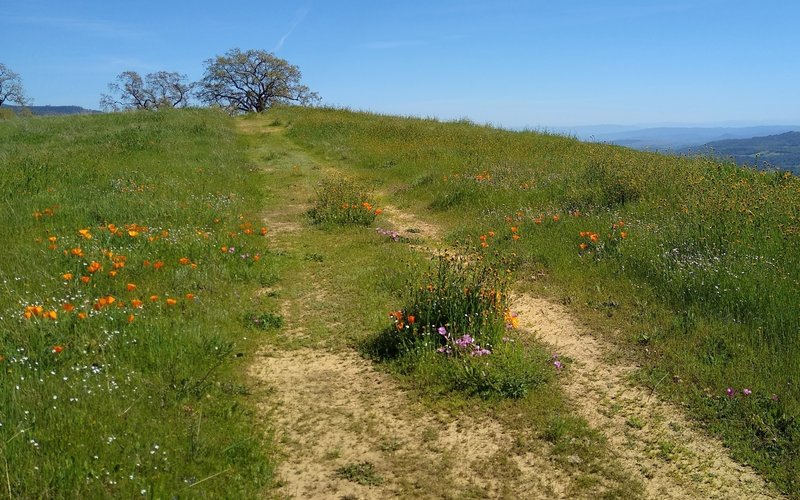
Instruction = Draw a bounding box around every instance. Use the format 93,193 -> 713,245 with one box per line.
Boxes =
365,255 -> 550,399
307,178 -> 382,226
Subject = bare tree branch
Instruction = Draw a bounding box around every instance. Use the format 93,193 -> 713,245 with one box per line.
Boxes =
0,63 -> 29,107
100,71 -> 194,111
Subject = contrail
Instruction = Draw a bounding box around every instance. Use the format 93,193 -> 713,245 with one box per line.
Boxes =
274,7 -> 310,52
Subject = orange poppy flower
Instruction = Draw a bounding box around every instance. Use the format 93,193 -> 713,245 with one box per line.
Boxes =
179,257 -> 190,265
87,261 -> 102,273
579,243 -> 588,250
149,295 -> 159,302
77,312 -> 87,320
374,208 -> 383,215
71,247 -> 84,258
78,228 -> 92,239
80,276 -> 91,284
185,293 -> 195,300
620,231 -> 628,239
62,303 -> 75,312
128,230 -> 139,237
153,261 -> 164,270
52,345 -> 64,354
260,227 -> 268,236
108,271 -> 118,278
126,283 -> 137,291
127,314 -> 135,323
131,299 -> 144,308
48,236 -> 57,243
165,298 -> 177,306
512,234 -> 520,240
63,273 -> 74,280
46,310 -> 58,320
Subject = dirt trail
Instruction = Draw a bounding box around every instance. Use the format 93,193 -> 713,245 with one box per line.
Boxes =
249,349 -> 569,499
512,294 -> 779,499
240,121 -> 780,498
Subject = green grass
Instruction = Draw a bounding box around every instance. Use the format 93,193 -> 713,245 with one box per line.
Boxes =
0,109 -> 278,497
236,115 -> 642,497
266,105 -> 800,494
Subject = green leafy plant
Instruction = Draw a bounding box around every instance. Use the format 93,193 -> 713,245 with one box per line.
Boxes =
307,178 -> 381,226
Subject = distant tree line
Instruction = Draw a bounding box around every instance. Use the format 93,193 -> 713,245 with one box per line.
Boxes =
1,48 -> 318,116
99,48 -> 319,114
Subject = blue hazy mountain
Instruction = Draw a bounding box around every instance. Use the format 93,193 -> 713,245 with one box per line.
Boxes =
561,125 -> 800,151
680,131 -> 800,173
1,105 -> 101,116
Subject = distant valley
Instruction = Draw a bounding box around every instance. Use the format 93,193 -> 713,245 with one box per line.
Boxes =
560,124 -> 800,174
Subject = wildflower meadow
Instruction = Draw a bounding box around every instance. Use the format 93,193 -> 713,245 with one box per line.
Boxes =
0,110 -> 278,497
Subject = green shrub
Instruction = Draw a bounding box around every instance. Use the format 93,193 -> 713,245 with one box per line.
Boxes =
366,255 -> 549,399
307,178 -> 381,226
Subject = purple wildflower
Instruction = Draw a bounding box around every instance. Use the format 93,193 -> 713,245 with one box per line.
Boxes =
437,326 -> 448,337
742,388 -> 752,396
454,334 -> 474,348
227,247 -> 236,254
471,347 -> 491,357
553,360 -> 563,371
726,387 -> 735,398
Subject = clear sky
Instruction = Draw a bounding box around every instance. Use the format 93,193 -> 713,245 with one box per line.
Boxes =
3,0 -> 799,128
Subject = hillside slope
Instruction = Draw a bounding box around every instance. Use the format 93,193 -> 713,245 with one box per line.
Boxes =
268,106 -> 799,495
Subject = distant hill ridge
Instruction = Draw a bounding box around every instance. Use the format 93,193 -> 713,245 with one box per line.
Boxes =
682,131 -> 800,173
1,105 -> 101,116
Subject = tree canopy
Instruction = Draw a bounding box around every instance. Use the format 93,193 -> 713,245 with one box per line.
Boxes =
0,63 -> 29,107
100,71 -> 194,111
197,48 -> 319,114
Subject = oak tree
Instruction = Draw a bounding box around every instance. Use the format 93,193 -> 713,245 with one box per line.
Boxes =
0,63 -> 29,107
100,71 -> 194,111
197,48 -> 318,113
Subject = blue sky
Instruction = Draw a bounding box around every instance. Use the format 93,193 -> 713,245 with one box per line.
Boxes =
3,0 -> 799,127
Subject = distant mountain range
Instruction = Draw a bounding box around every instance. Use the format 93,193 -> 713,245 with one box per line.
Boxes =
1,105 -> 101,116
680,131 -> 800,173
563,125 -> 800,150
556,124 -> 800,174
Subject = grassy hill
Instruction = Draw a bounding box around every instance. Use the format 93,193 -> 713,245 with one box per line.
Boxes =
270,106 -> 799,492
1,108 -> 797,496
